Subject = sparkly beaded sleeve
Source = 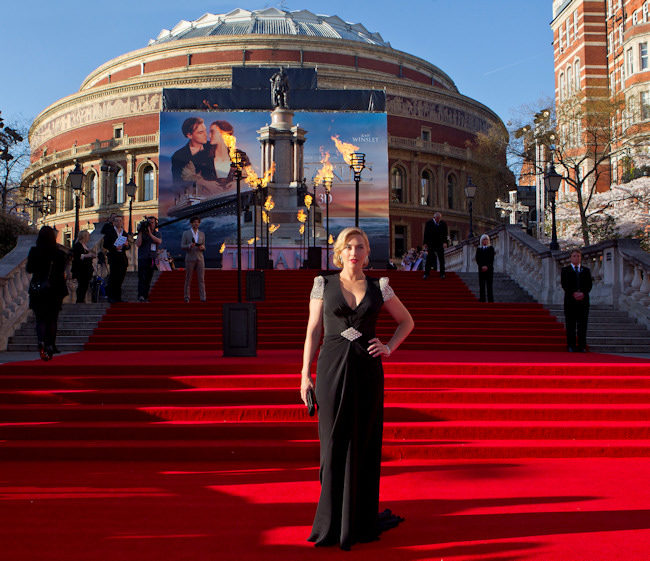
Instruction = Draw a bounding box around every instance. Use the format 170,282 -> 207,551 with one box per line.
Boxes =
379,277 -> 395,302
310,275 -> 325,300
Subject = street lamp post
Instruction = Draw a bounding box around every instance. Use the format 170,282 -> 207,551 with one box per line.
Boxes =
323,176 -> 332,270
125,177 -> 137,236
464,176 -> 477,239
349,153 -> 366,227
69,161 -> 85,240
544,163 -> 562,251
231,150 -> 246,302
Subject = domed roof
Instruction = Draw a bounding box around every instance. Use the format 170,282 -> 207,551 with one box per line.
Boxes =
149,7 -> 390,47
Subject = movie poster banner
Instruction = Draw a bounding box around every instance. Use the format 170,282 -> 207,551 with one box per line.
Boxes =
158,110 -> 388,269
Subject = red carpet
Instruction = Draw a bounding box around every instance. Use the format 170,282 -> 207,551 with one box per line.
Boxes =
85,270 -> 567,351
2,270 -> 650,558
2,458 -> 650,560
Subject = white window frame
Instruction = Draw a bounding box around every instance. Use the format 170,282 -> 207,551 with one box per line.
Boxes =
627,47 -> 634,75
641,42 -> 648,70
574,58 -> 581,90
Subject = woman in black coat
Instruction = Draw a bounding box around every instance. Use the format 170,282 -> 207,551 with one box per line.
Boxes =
72,230 -> 95,303
475,234 -> 495,303
26,226 -> 69,360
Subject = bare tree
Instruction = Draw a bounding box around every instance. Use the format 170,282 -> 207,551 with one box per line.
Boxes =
0,111 -> 30,213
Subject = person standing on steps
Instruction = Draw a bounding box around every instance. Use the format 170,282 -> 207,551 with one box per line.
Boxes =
300,227 -> 414,550
422,211 -> 449,279
561,248 -> 593,352
103,215 -> 130,303
71,230 -> 96,303
181,215 -> 206,303
26,226 -> 68,360
136,216 -> 162,302
475,234 -> 495,303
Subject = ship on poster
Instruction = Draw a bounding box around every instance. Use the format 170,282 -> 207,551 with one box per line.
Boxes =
158,111 -> 389,267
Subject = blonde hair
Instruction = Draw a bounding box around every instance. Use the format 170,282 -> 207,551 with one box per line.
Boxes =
332,227 -> 371,268
76,230 -> 90,244
479,234 -> 490,246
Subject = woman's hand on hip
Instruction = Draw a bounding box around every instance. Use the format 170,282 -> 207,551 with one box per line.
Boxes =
368,337 -> 391,358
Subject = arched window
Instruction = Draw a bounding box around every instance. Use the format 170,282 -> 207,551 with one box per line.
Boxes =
64,175 -> 73,212
559,72 -> 565,101
420,170 -> 432,206
567,65 -> 573,94
574,58 -> 581,90
85,171 -> 97,208
115,168 -> 125,204
50,180 -> 58,213
447,174 -> 457,209
142,166 -> 155,201
391,166 -> 406,203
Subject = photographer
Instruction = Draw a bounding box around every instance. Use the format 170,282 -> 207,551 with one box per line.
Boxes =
136,216 -> 162,302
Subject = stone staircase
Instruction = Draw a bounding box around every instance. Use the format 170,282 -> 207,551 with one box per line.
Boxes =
7,303 -> 109,353
456,272 -> 536,303
5,271 -> 159,353
457,271 -> 650,355
545,304 -> 650,354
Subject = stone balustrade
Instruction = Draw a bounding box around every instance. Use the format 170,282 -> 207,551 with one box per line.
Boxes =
0,235 -> 37,350
0,228 -> 108,350
445,225 -> 650,328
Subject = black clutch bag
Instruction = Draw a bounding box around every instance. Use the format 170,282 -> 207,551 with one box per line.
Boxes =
306,388 -> 317,416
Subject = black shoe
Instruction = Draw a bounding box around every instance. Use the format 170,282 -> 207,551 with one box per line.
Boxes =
567,346 -> 575,353
440,273 -> 446,279
422,274 -> 429,280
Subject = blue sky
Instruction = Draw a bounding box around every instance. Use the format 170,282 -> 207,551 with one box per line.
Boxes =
0,0 -> 554,128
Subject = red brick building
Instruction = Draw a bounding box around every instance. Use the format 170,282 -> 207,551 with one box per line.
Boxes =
552,0 -> 650,196
24,8 -> 505,256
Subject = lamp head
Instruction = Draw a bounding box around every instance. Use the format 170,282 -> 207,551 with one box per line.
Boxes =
544,163 -> 562,194
69,161 -> 84,195
464,176 -> 477,199
126,177 -> 137,199
350,152 -> 366,176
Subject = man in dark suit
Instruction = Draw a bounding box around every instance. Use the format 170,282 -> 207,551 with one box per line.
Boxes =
561,249 -> 593,352
103,215 -> 130,303
422,212 -> 449,279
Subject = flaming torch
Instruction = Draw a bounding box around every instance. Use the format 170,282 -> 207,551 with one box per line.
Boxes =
245,162 -> 275,269
332,136 -> 365,227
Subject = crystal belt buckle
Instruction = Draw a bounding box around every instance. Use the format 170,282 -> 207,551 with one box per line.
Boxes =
340,327 -> 362,342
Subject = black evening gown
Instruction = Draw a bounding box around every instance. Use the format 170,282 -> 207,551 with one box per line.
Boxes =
308,274 -> 402,550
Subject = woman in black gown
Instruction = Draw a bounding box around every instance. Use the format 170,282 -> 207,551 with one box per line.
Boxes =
300,227 -> 414,550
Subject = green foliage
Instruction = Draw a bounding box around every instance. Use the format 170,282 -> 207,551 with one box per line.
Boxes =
0,211 -> 35,259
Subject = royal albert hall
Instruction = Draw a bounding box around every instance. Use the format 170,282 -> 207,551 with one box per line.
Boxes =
23,7 -> 505,259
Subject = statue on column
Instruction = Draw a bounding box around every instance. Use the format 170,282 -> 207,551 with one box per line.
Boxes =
270,68 -> 289,109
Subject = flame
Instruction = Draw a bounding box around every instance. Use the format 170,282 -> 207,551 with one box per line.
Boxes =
262,210 -> 269,224
297,209 -> 307,223
245,162 -> 276,188
220,132 -> 238,161
269,224 -> 280,234
331,135 -> 360,165
313,150 -> 334,186
219,242 -> 226,254
304,194 -> 313,209
328,234 -> 334,245
264,196 -> 275,211
299,224 -> 305,235
247,237 -> 259,245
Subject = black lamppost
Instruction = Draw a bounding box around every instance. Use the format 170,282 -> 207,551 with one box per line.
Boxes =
323,176 -> 332,270
125,176 -> 137,235
349,152 -> 365,227
464,176 -> 477,239
231,149 -> 246,302
69,161 -> 84,240
544,163 -> 562,251
312,181 -> 317,247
